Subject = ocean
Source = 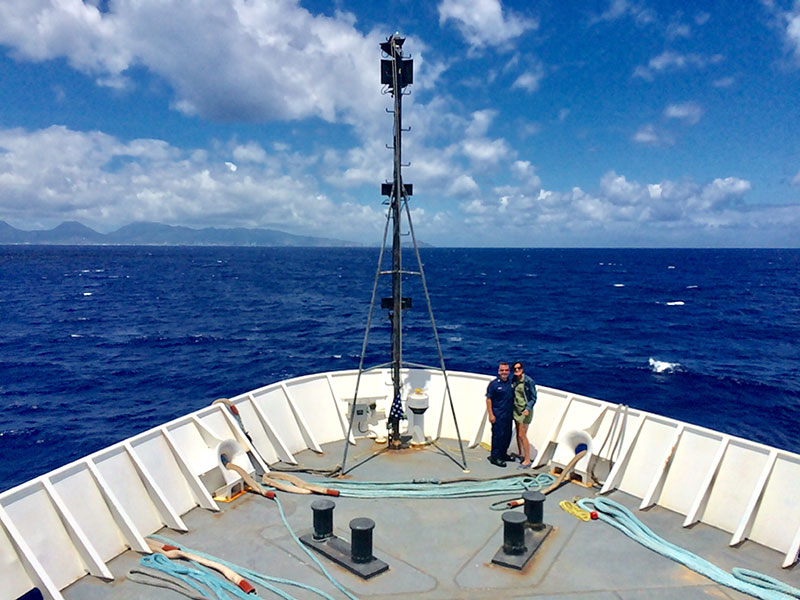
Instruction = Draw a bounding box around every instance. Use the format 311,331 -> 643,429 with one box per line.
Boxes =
1,246 -> 798,492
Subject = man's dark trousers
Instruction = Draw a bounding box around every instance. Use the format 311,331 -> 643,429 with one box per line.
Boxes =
491,411 -> 512,460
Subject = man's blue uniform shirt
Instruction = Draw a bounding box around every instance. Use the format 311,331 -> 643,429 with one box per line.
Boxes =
486,377 -> 514,417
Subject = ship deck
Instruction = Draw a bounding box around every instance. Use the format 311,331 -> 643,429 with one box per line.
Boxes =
65,438 -> 799,600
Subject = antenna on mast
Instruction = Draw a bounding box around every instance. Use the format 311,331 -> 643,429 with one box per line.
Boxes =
341,34 -> 467,474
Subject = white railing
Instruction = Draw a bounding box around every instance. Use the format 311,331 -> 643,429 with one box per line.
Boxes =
1,368 -> 798,599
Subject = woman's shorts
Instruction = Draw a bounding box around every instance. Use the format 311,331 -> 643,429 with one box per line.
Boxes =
513,406 -> 532,425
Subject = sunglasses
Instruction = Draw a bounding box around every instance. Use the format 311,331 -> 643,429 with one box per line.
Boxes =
513,366 -> 523,371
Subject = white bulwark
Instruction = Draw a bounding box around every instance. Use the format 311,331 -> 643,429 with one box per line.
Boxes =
1,368 -> 799,599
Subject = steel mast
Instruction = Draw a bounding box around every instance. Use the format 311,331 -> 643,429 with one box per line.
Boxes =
381,34 -> 412,448
340,34 -> 466,474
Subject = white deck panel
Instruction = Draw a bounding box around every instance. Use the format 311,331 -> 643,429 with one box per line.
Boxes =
251,386 -> 308,453
0,519 -> 33,600
93,448 -> 162,537
433,370 -> 488,440
525,388 -> 568,459
701,441 -> 771,533
284,375 -> 343,444
50,466 -> 127,563
163,419 -> 219,475
656,427 -> 724,515
129,431 -> 196,516
749,453 -> 800,553
551,394 -> 605,473
329,370 -> 389,404
617,417 -> 679,499
232,396 -> 281,463
2,483 -> 86,590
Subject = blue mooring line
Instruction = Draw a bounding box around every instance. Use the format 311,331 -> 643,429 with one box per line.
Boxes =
577,497 -> 800,600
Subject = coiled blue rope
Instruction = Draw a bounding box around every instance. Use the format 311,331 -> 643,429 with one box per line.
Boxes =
309,474 -> 556,499
151,493 -> 358,600
577,497 -> 800,600
138,553 -> 252,600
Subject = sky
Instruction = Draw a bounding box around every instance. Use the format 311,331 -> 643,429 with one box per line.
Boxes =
1,1 -> 800,247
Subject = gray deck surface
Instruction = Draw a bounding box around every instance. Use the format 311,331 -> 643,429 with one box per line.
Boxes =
65,438 -> 800,599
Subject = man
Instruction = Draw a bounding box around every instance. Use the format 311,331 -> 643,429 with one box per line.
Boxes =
485,361 -> 514,467
512,361 -> 537,468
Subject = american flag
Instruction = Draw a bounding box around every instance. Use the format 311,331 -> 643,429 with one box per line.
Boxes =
389,392 -> 405,420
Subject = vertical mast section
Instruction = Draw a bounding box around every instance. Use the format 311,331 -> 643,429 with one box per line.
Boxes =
380,34 -> 413,448
340,34 -> 466,473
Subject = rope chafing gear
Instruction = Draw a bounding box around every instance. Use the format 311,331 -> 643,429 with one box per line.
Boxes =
151,491 -> 360,600
225,462 -> 275,499
145,539 -> 255,593
140,547 -> 338,600
488,450 -> 587,510
268,472 -> 340,496
137,553 -> 251,600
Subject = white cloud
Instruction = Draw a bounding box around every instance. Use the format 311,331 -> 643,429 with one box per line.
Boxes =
591,0 -> 656,26
634,50 -> 723,80
461,137 -> 513,167
438,0 -> 537,50
511,64 -> 545,93
666,22 -> 691,40
760,1 -> 800,63
232,143 -> 269,164
695,12 -> 711,26
712,76 -> 735,88
664,101 -> 703,124
454,170 -> 774,245
0,0 -> 383,125
448,174 -> 480,196
0,125 -> 383,239
784,5 -> 800,59
792,170 -> 800,186
465,110 -> 497,138
632,124 -> 674,146
7,123 -> 774,246
510,160 -> 541,189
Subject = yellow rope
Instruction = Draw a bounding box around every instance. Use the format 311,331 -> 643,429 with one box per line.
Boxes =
560,498 -> 591,521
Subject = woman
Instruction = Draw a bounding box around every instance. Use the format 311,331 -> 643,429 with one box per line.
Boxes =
511,361 -> 537,468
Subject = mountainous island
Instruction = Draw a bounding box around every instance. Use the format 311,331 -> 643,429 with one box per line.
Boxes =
0,221 -> 362,247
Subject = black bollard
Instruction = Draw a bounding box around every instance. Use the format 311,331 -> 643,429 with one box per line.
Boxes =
502,511 -> 528,555
300,512 -> 388,579
349,517 -> 375,564
311,499 -> 335,540
523,490 -> 546,530
493,492 -> 552,569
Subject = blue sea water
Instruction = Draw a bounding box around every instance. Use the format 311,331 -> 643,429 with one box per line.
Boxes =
1,246 -> 798,492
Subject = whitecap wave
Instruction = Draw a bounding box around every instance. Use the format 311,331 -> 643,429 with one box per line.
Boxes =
613,283 -> 625,287
649,358 -> 681,373
666,301 -> 684,306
